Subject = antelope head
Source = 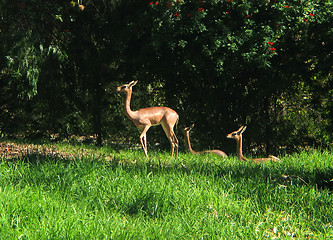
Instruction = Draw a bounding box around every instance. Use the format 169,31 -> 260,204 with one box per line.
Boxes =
227,126 -> 247,141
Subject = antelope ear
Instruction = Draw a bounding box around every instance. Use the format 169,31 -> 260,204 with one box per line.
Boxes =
129,80 -> 138,87
241,126 -> 247,133
236,126 -> 244,133
184,124 -> 194,132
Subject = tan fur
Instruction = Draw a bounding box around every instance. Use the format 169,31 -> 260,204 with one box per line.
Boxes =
227,126 -> 280,163
117,81 -> 179,159
183,124 -> 227,158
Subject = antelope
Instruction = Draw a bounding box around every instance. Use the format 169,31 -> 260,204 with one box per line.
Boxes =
183,124 -> 227,158
117,80 -> 179,159
227,126 -> 280,163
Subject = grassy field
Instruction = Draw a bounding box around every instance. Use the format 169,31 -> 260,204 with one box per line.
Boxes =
0,142 -> 332,239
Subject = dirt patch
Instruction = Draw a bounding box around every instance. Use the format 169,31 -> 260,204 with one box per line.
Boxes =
0,141 -> 112,161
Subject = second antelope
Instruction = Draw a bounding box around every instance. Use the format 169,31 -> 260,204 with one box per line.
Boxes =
117,80 -> 179,159
183,124 -> 227,158
227,126 -> 280,163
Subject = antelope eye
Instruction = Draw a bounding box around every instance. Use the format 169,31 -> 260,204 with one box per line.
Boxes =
121,85 -> 126,90
232,133 -> 237,136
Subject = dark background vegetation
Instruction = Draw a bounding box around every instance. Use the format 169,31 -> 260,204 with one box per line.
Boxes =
0,0 -> 332,155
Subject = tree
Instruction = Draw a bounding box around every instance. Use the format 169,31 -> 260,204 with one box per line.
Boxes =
1,0 -> 332,153
136,0 -> 333,152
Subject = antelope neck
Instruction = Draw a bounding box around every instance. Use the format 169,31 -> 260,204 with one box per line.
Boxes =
236,135 -> 248,161
184,131 -> 197,154
124,90 -> 136,120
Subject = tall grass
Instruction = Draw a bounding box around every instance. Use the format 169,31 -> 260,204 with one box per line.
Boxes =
0,145 -> 332,239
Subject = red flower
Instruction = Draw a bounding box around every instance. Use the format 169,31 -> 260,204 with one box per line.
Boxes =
225,11 -> 230,15
198,7 -> 204,12
270,47 -> 276,51
167,2 -> 173,7
267,41 -> 274,45
155,1 -> 159,5
174,12 -> 180,18
246,14 -> 251,18
149,2 -> 153,5
284,5 -> 291,8
227,0 -> 233,2
309,13 -> 314,16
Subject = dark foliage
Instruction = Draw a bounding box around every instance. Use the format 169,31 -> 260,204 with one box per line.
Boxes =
0,0 -> 332,155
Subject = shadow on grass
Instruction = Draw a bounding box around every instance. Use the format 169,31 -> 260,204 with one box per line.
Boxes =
1,149 -> 332,220
2,144 -> 333,194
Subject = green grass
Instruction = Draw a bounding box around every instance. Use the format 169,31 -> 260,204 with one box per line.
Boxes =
0,144 -> 332,239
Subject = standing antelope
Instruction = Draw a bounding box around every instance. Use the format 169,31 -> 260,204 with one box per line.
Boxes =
183,124 -> 227,158
227,126 -> 280,163
117,80 -> 179,159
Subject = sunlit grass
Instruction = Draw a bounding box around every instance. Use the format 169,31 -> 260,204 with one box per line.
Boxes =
0,144 -> 332,239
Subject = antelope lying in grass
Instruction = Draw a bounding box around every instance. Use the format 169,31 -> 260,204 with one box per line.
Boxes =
183,124 -> 227,158
227,126 -> 280,163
